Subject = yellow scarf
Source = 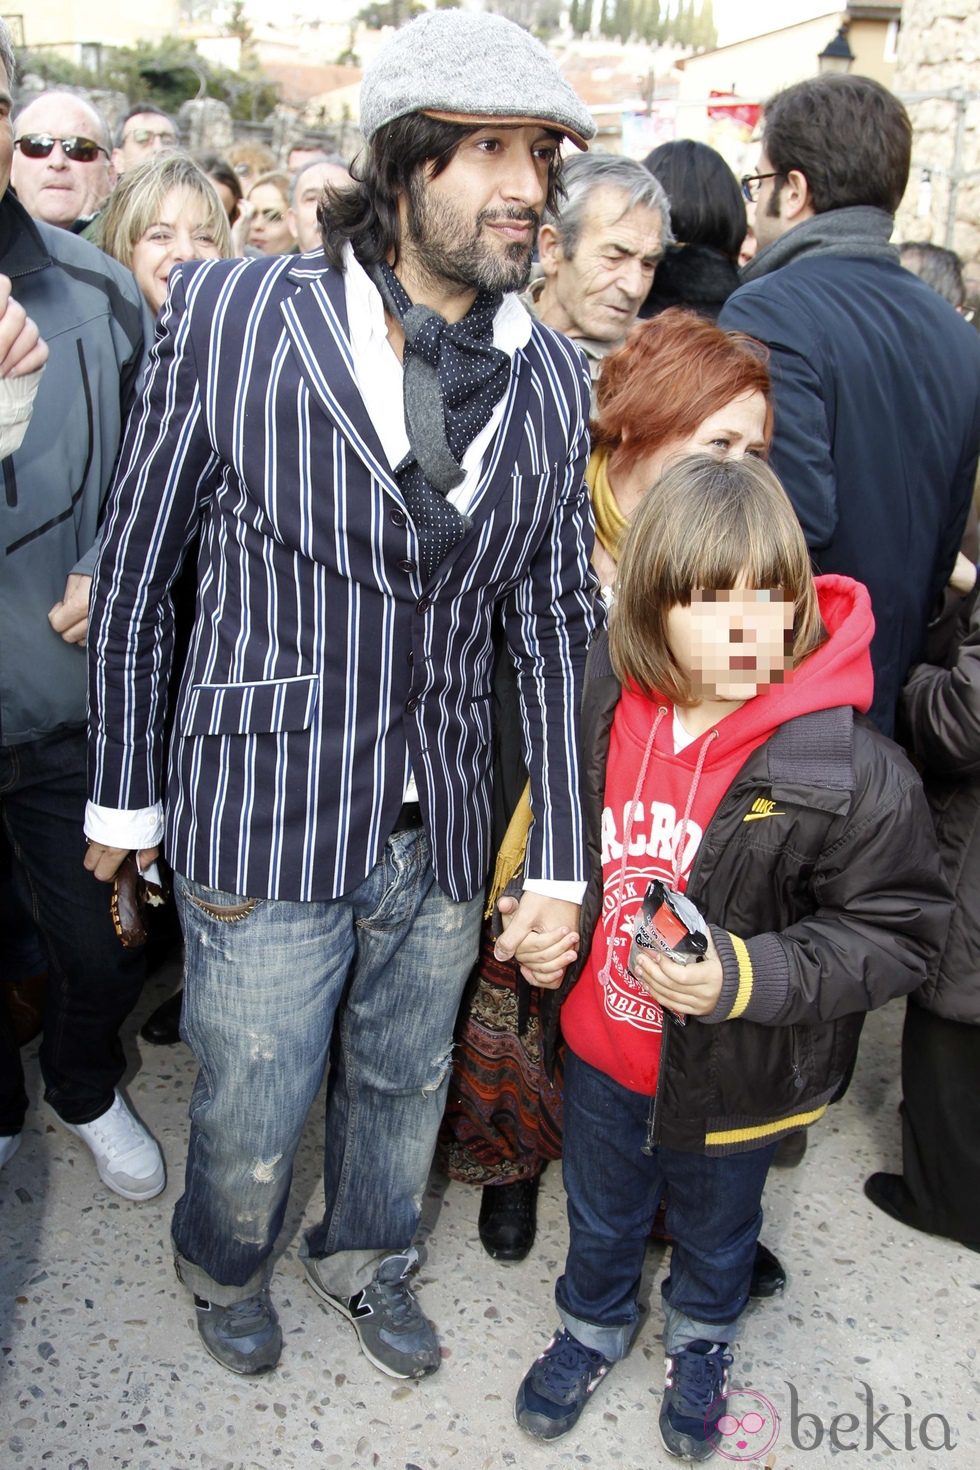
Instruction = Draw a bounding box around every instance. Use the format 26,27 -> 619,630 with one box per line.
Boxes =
586,448 -> 628,562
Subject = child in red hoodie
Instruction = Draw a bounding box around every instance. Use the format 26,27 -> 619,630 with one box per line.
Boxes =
513,455 -> 949,1460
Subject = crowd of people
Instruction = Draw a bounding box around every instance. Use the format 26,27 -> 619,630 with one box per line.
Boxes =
2,7 -> 979,1464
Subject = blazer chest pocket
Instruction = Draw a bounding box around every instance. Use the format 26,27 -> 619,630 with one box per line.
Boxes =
180,674 -> 319,737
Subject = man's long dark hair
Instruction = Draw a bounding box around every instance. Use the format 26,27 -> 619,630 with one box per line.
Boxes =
320,113 -> 565,270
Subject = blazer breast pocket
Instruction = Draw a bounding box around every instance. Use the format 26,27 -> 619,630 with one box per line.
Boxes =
179,674 -> 319,737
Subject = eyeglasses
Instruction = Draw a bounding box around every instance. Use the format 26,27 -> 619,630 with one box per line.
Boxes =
14,133 -> 109,163
740,172 -> 782,203
123,127 -> 178,149
252,207 -> 285,225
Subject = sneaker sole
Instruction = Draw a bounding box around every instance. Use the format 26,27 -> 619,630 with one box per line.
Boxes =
659,1416 -> 721,1462
303,1267 -> 437,1380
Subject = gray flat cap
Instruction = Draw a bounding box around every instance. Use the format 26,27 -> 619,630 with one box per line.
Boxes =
359,10 -> 595,150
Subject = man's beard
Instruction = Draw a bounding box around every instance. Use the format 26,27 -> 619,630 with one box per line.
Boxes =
404,173 -> 539,296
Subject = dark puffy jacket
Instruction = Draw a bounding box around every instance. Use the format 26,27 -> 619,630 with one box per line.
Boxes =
542,633 -> 951,1154
900,588 -> 980,1025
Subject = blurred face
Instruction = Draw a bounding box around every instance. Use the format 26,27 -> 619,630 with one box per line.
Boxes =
667,584 -> 794,704
288,160 -> 351,253
113,112 -> 177,174
538,186 -> 664,344
627,389 -> 768,495
11,94 -> 110,229
210,177 -> 239,224
287,146 -> 327,174
130,186 -> 223,313
247,181 -> 292,255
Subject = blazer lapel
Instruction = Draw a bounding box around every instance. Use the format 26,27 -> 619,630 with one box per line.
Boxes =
280,264 -> 401,496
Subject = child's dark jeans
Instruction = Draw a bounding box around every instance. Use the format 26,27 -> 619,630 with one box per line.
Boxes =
557,1050 -> 778,1359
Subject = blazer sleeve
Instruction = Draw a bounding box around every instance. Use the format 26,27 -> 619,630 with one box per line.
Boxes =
705,746 -> 951,1027
719,290 -> 839,550
87,267 -> 222,811
502,359 -> 597,883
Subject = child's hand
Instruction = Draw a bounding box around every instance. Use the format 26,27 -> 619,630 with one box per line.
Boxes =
631,927 -> 724,1016
494,894 -> 580,989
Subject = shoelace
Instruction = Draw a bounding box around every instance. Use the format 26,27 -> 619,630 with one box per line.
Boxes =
375,1275 -> 421,1330
83,1102 -> 145,1160
537,1332 -> 607,1396
671,1345 -> 733,1414
220,1296 -> 271,1336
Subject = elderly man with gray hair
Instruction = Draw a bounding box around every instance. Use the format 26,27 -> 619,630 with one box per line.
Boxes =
524,150 -> 671,387
11,90 -> 111,232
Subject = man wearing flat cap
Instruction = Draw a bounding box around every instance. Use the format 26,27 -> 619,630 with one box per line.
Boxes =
84,9 -> 597,1377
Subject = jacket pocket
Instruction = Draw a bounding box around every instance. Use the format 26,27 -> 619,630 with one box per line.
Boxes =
180,674 -> 319,737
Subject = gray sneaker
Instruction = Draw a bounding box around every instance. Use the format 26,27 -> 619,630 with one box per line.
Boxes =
194,1289 -> 282,1375
304,1248 -> 440,1379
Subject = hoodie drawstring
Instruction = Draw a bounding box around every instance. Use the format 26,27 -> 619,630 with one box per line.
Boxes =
598,709 -> 718,990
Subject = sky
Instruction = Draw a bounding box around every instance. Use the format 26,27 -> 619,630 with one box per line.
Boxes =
712,0 -> 837,48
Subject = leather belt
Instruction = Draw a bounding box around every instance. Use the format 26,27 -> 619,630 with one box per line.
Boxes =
391,801 -> 424,833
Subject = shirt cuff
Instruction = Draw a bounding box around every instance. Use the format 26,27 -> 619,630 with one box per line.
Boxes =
84,800 -> 165,850
522,877 -> 587,905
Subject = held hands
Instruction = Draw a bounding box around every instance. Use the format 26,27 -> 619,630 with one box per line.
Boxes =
632,927 -> 725,1017
493,893 -> 581,989
84,844 -> 161,883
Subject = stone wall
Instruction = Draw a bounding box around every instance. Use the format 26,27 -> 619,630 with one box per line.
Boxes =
892,0 -> 980,271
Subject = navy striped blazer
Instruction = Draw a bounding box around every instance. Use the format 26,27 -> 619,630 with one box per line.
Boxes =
88,250 -> 597,902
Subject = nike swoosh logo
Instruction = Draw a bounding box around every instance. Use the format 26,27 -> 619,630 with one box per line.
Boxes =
743,811 -> 786,822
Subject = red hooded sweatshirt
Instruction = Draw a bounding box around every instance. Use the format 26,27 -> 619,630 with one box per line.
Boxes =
561,575 -> 875,1096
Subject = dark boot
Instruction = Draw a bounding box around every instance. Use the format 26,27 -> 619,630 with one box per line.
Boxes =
749,1241 -> 787,1298
478,1174 -> 541,1261
140,988 -> 184,1045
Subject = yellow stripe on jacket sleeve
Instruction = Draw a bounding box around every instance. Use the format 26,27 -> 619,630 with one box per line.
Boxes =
705,1106 -> 828,1149
726,932 -> 753,1018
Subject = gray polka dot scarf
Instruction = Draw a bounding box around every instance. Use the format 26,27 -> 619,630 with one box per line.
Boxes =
369,260 -> 511,581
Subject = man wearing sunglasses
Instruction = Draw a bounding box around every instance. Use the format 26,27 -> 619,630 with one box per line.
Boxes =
11,91 -> 111,233
111,102 -> 178,175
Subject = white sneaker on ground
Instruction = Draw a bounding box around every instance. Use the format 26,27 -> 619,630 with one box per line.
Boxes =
62,1092 -> 165,1201
0,1132 -> 22,1169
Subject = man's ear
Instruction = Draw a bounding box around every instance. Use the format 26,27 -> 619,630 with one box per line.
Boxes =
537,222 -> 564,279
782,168 -> 814,224
286,207 -> 299,244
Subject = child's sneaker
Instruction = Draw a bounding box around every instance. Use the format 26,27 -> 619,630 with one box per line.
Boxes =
660,1339 -> 733,1462
515,1328 -> 613,1440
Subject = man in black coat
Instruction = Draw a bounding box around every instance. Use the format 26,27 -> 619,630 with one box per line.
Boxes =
720,74 -> 980,735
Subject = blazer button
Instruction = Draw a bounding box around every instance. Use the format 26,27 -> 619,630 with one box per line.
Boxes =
416,596 -> 432,614
391,510 -> 407,527
398,559 -> 417,573
405,695 -> 419,714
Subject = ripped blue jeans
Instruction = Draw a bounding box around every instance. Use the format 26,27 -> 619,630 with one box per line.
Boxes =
170,827 -> 482,1305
